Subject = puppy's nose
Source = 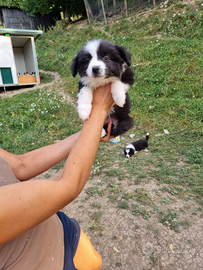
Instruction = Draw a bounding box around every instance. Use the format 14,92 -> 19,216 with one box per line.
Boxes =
92,66 -> 100,74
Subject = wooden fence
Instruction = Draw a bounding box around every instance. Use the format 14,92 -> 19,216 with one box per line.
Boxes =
83,0 -> 164,24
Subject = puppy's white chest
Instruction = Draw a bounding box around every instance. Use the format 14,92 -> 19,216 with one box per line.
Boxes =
81,76 -> 117,89
77,79 -> 130,122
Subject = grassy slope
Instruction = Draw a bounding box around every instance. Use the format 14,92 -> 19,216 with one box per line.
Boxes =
36,1 -> 203,138
0,1 -> 202,225
36,1 -> 203,205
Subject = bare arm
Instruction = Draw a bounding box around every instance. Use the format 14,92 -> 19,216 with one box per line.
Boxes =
0,84 -> 114,245
0,120 -> 113,181
0,132 -> 81,181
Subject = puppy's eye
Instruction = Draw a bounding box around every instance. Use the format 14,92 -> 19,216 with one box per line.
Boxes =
86,58 -> 90,63
103,56 -> 109,61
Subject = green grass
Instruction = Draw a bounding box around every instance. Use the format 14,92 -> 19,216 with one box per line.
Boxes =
40,73 -> 54,84
0,0 -> 202,232
0,88 -> 81,154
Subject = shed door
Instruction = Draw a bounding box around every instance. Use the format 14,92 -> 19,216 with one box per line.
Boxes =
1,68 -> 13,84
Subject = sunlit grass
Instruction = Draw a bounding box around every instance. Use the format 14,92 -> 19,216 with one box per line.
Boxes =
0,88 -> 81,154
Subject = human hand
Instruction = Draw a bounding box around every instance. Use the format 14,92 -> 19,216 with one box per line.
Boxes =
92,84 -> 114,114
100,121 -> 115,142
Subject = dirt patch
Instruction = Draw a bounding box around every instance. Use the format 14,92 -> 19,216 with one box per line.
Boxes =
36,169 -> 203,270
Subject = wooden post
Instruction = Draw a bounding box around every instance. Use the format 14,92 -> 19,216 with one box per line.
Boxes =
153,0 -> 156,7
83,0 -> 92,24
101,0 -> 107,24
124,0 -> 128,17
64,4 -> 70,22
4,87 -> 6,93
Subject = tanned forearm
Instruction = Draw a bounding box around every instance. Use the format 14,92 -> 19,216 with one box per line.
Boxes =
58,106 -> 107,199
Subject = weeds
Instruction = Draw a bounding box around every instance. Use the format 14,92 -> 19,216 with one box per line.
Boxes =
134,188 -> 153,206
118,200 -> 129,209
91,202 -> 101,209
107,181 -> 123,202
157,209 -> 191,232
131,204 -> 152,220
150,252 -> 158,269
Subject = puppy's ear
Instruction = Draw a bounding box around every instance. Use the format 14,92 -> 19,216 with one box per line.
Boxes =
71,55 -> 79,77
115,45 -> 131,66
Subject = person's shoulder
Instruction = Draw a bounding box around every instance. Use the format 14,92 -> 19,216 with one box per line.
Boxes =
0,149 -> 14,170
0,149 -> 7,163
0,149 -> 15,163
0,148 -> 7,158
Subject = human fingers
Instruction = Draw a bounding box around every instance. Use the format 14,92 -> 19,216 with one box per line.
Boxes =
100,121 -> 115,142
92,84 -> 114,112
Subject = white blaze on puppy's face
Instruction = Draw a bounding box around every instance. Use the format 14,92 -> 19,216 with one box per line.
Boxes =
84,40 -> 106,78
125,148 -> 131,158
124,143 -> 137,158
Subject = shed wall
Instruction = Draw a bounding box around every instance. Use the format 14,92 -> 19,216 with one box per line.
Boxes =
13,47 -> 26,75
24,38 -> 35,74
0,36 -> 18,85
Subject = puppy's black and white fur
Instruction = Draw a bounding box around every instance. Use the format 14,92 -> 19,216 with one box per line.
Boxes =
124,133 -> 149,158
71,39 -> 134,137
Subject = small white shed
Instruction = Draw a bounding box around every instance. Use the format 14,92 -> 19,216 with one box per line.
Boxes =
0,28 -> 43,88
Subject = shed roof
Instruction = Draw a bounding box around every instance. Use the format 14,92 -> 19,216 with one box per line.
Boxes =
0,28 -> 43,39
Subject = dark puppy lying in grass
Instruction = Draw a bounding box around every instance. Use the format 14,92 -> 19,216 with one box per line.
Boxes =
124,133 -> 149,158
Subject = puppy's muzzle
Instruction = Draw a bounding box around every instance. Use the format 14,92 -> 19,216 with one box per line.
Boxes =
92,66 -> 100,77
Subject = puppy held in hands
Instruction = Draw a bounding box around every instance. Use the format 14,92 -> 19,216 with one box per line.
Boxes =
71,39 -> 134,137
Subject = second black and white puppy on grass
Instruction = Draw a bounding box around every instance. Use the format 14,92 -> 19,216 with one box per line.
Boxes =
71,39 -> 134,137
124,133 -> 149,158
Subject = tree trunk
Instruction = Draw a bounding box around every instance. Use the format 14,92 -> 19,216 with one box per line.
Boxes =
124,0 -> 128,17
113,0 -> 116,8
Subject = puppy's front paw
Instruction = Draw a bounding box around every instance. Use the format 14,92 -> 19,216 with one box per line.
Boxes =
111,82 -> 127,107
113,93 -> 125,107
78,104 -> 92,121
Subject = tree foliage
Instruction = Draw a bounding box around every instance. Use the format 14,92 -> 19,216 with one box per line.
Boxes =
0,0 -> 86,19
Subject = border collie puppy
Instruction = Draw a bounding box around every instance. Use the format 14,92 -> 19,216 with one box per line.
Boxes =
124,133 -> 149,158
71,39 -> 134,137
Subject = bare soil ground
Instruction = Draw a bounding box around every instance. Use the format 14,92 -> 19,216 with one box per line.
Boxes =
2,72 -> 203,270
